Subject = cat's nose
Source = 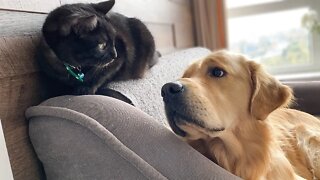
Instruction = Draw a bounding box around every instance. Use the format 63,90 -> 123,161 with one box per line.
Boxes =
111,47 -> 117,59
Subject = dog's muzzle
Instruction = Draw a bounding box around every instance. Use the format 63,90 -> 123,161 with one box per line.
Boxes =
162,81 -> 225,136
162,81 -> 187,136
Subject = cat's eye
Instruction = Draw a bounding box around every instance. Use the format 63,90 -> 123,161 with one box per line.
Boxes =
209,67 -> 226,78
98,42 -> 107,50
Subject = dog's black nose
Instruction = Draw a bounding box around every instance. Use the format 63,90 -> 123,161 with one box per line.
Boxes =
161,81 -> 184,97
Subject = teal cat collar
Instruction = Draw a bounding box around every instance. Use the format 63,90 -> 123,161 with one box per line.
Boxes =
63,63 -> 85,82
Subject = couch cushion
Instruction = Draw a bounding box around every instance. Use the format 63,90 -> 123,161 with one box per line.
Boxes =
26,95 -> 240,180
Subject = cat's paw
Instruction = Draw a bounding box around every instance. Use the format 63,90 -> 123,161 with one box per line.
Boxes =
148,52 -> 160,68
73,86 -> 96,95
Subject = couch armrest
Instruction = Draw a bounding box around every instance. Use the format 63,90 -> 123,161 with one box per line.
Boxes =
284,81 -> 320,115
26,95 -> 240,180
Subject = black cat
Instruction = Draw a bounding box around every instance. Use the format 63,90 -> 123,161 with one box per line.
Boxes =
38,0 -> 158,96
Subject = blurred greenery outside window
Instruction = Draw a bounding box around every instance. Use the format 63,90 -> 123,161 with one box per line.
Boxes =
226,0 -> 320,75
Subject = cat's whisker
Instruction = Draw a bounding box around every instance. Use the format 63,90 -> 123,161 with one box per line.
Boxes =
104,59 -> 115,67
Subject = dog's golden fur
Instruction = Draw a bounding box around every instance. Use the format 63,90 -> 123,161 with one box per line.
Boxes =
166,51 -> 320,180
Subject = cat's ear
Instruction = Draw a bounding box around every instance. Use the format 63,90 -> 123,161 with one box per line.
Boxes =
72,15 -> 98,35
93,0 -> 115,14
43,16 -> 78,36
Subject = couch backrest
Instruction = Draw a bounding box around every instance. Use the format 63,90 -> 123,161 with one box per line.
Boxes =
0,1 -> 195,179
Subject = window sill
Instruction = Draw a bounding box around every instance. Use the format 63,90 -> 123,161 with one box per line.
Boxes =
276,72 -> 320,81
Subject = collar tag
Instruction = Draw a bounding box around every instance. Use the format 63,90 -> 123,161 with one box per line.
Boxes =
64,63 -> 84,82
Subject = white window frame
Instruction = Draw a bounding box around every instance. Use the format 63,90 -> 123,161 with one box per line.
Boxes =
226,0 -> 320,76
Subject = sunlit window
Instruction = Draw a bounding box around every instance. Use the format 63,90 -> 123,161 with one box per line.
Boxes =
226,0 -> 320,75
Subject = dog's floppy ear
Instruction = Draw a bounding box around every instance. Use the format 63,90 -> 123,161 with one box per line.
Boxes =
248,61 -> 293,120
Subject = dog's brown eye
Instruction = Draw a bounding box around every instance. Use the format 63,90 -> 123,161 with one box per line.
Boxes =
209,67 -> 226,78
98,42 -> 107,50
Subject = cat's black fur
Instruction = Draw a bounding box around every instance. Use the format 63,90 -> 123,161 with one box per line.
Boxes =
38,0 -> 158,96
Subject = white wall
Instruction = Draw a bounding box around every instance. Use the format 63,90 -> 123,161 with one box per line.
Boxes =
0,120 -> 14,180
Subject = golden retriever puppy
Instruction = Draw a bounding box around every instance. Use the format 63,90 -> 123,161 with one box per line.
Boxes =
161,50 -> 320,180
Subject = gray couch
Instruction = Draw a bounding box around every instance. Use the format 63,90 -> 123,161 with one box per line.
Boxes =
26,48 -> 320,180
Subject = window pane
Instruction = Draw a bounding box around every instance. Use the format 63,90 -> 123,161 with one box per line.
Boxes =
226,0 -> 283,9
227,8 -> 311,68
